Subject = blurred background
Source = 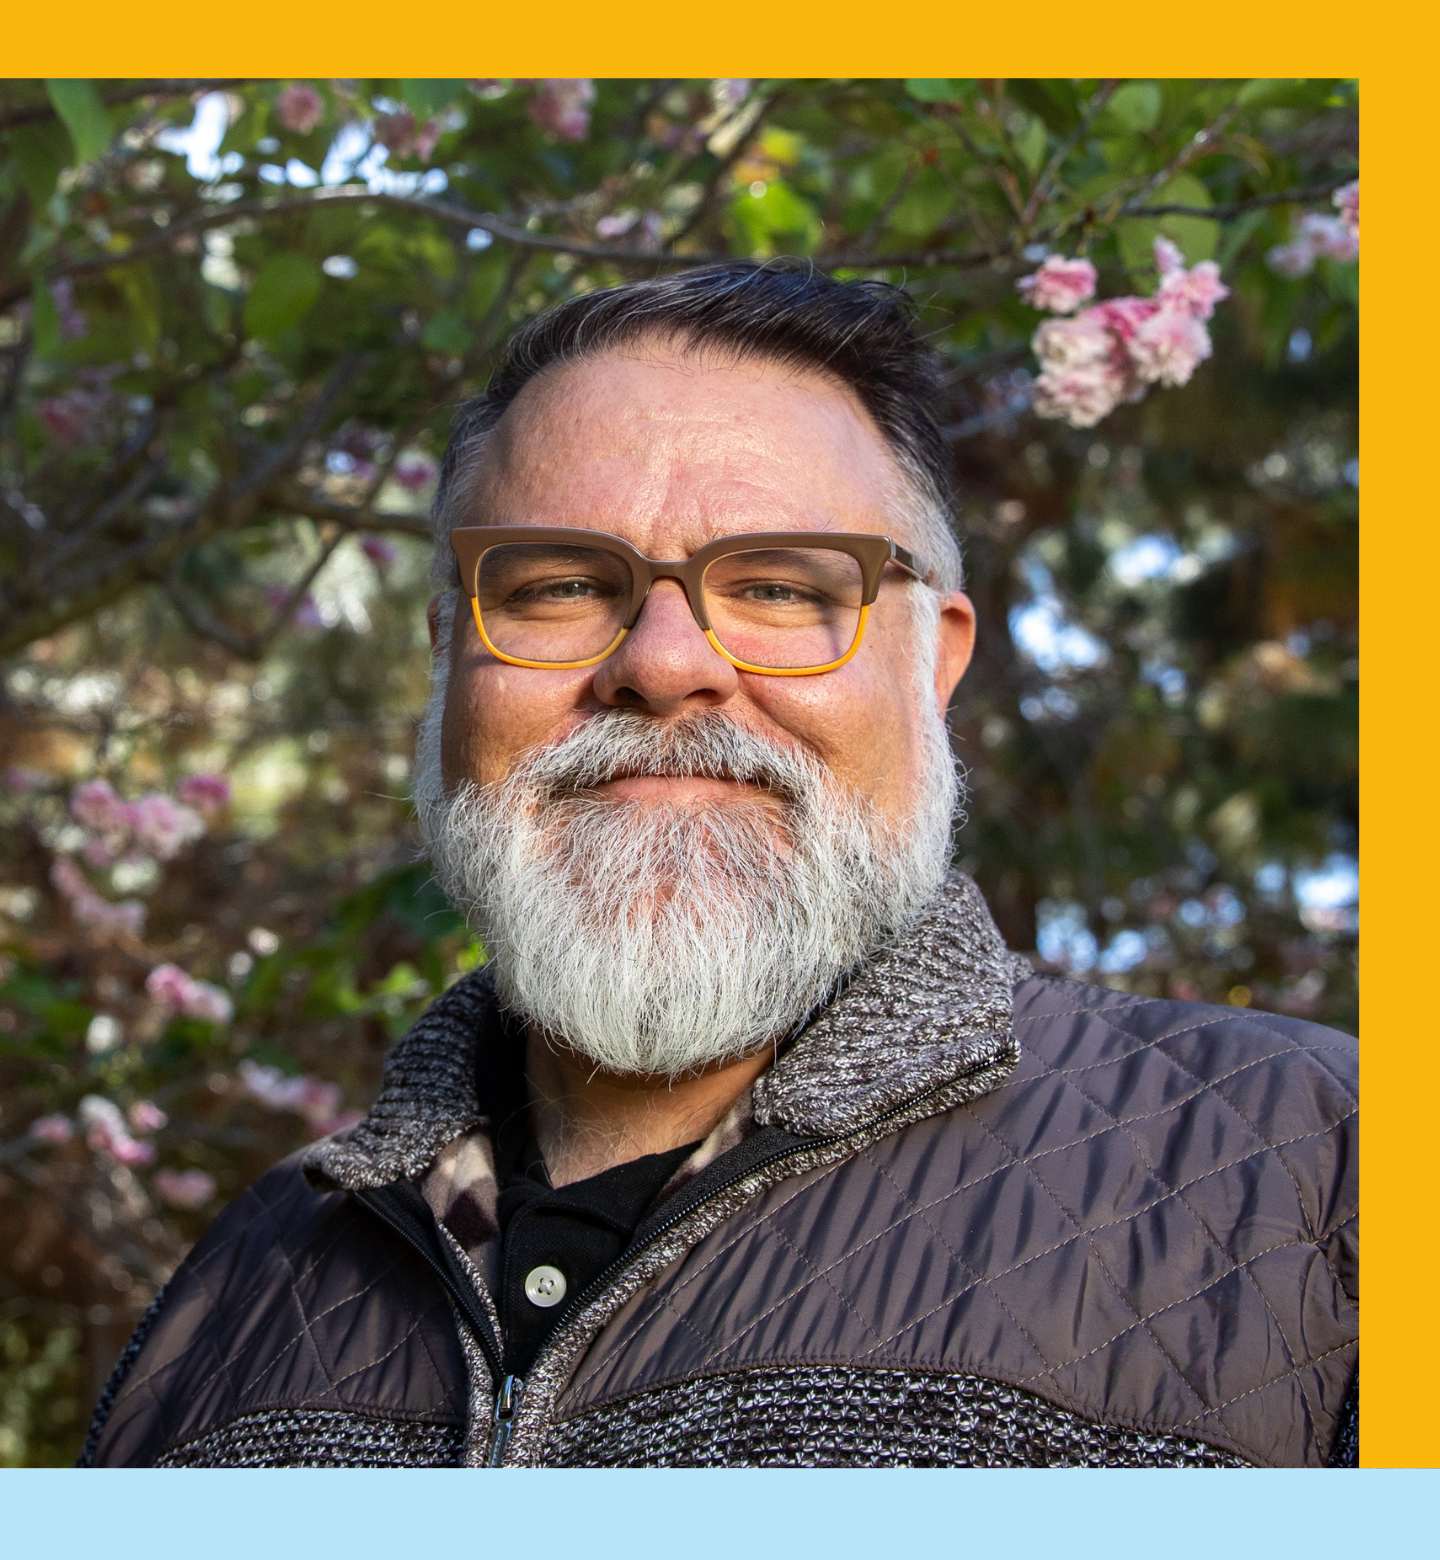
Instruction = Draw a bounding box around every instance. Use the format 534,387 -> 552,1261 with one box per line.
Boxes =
0,77 -> 1357,1464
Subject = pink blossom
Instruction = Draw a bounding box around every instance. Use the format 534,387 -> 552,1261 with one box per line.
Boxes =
714,79 -> 751,110
1267,241 -> 1315,279
1153,236 -> 1186,278
76,895 -> 146,936
127,792 -> 205,860
238,1062 -> 347,1135
153,1168 -> 217,1209
1032,363 -> 1127,429
51,279 -> 88,340
1030,309 -> 1140,428
1085,295 -> 1161,347
1157,259 -> 1230,321
1267,207 -> 1360,279
78,1095 -> 125,1136
297,1078 -> 343,1132
70,778 -> 129,834
1333,179 -> 1358,235
335,424 -> 383,461
374,111 -> 442,162
78,1094 -> 153,1164
145,964 -> 195,1007
177,772 -> 232,816
37,392 -> 99,447
1032,312 -> 1115,371
30,1113 -> 74,1145
360,535 -> 397,569
264,587 -> 325,632
3,766 -> 48,793
1129,308 -> 1213,388
51,855 -> 93,903
109,1135 -> 156,1167
596,211 -> 663,247
183,982 -> 234,1024
393,456 -> 437,492
146,964 -> 233,1024
529,79 -> 595,142
1298,212 -> 1359,263
239,1060 -> 311,1113
81,836 -> 116,869
128,1100 -> 169,1134
277,83 -> 325,135
50,856 -> 147,937
1017,255 -> 1098,315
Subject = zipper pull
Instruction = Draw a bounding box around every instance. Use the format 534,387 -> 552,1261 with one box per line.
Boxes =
489,1373 -> 524,1466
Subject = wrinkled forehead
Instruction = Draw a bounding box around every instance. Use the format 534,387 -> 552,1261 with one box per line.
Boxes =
463,340 -> 907,547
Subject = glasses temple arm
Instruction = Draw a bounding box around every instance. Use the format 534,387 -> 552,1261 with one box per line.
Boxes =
888,542 -> 935,586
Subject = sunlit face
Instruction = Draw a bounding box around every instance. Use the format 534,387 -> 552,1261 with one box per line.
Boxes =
432,340 -> 976,826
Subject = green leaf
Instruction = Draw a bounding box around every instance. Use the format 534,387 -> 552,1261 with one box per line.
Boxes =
10,122 -> 72,210
243,253 -> 323,340
1116,173 -> 1216,272
1236,78 -> 1319,112
729,179 -> 821,255
1104,82 -> 1163,133
889,167 -> 957,239
31,282 -> 61,359
420,309 -> 472,354
905,80 -> 967,104
44,79 -> 113,165
1217,207 -> 1268,272
398,79 -> 464,115
1013,114 -> 1048,174
113,267 -> 163,357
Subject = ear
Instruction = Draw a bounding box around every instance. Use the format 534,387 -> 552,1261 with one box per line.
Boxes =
932,590 -> 977,717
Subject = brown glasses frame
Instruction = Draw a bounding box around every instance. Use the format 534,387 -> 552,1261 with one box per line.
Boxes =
450,525 -> 932,676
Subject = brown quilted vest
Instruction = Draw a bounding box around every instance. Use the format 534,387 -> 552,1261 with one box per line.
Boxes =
82,872 -> 1358,1468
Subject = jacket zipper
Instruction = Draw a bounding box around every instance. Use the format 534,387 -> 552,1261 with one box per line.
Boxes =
353,1069 -> 986,1465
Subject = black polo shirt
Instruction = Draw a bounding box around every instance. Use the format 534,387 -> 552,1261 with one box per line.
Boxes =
490,1063 -> 699,1378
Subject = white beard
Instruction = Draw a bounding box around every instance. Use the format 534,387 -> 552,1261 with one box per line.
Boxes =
414,606 -> 963,1079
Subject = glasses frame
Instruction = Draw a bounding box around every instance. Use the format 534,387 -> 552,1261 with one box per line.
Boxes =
450,525 -> 932,676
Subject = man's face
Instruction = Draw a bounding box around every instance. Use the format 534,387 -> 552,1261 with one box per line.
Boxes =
432,341 -> 975,824
418,338 -> 977,1076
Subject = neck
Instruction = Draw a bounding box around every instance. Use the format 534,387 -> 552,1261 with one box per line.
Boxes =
524,1029 -> 773,1187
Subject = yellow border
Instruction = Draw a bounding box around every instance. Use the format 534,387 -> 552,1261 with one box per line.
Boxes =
2,6 -> 1363,76
3,13 -> 1415,1463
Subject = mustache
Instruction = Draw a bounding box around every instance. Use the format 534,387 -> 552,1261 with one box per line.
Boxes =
503,709 -> 822,805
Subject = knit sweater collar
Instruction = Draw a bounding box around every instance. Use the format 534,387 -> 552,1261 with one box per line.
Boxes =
305,868 -> 1026,1193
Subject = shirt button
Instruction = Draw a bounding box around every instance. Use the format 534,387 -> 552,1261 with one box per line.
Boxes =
524,1264 -> 567,1308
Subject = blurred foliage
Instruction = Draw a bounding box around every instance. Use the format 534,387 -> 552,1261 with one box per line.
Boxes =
0,77 -> 1356,1463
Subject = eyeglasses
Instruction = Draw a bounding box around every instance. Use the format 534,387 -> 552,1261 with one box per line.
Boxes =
450,526 -> 932,676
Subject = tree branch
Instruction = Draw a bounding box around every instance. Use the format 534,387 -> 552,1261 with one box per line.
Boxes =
268,486 -> 431,537
4,175 -> 1353,317
0,79 -> 256,134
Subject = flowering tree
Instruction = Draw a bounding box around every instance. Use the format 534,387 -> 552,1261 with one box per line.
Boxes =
0,77 -> 1355,1463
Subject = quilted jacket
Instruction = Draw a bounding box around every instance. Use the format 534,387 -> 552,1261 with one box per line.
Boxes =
82,870 -> 1358,1468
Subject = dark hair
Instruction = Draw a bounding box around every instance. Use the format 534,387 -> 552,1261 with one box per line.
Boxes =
433,260 -> 961,588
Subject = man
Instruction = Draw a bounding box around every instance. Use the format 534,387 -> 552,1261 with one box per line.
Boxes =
83,262 -> 1357,1469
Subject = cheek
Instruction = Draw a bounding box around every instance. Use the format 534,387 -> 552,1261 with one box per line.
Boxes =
747,652 -> 921,815
442,657 -> 589,786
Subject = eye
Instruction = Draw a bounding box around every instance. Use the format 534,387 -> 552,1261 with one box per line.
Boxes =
730,579 -> 828,606
507,575 -> 616,605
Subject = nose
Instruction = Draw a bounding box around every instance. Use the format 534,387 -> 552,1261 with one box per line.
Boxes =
591,578 -> 740,715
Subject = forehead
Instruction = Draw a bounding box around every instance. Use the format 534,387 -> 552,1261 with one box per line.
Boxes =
465,339 -> 903,549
